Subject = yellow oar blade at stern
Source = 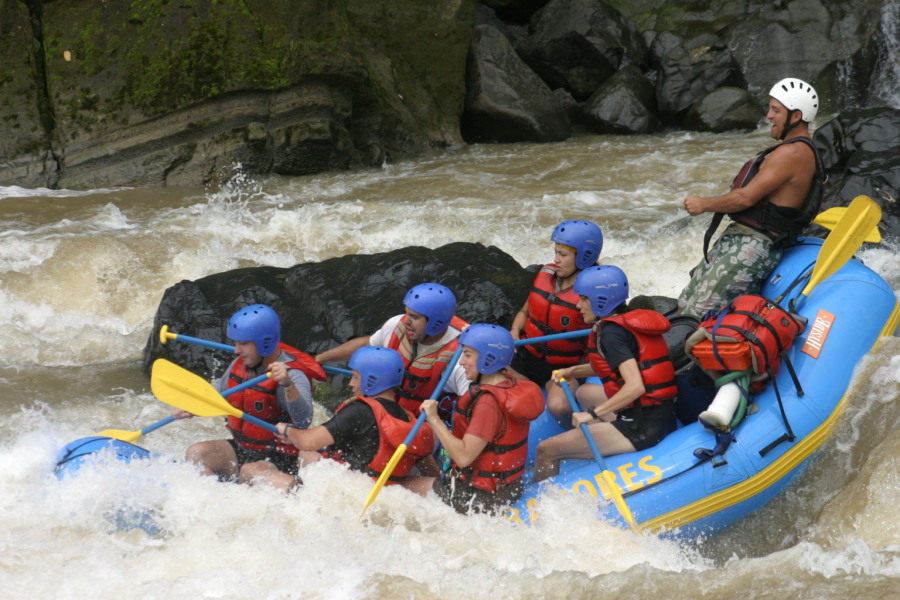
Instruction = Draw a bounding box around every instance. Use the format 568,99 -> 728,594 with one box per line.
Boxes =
802,196 -> 883,298
813,206 -> 881,243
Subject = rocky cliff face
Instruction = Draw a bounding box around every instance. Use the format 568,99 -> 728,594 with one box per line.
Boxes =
1,0 -> 473,188
1,0 -> 897,202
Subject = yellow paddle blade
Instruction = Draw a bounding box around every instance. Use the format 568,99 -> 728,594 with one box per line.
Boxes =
600,469 -> 641,534
96,428 -> 142,443
359,443 -> 408,519
802,196 -> 882,297
813,206 -> 881,243
150,358 -> 243,418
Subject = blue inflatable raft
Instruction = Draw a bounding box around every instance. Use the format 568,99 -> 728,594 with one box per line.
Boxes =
508,236 -> 900,536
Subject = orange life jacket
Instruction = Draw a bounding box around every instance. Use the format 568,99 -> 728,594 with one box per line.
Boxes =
587,310 -> 678,408
327,396 -> 435,483
386,314 -> 469,415
522,264 -> 589,365
452,375 -> 544,493
226,343 -> 326,455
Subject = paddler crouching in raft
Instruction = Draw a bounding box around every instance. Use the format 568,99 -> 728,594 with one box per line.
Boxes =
173,304 -> 326,485
270,346 -> 435,490
316,282 -> 469,421
402,324 -> 544,514
508,220 -> 602,424
532,266 -> 678,483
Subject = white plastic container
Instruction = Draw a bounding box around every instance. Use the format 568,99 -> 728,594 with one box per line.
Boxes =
698,381 -> 742,428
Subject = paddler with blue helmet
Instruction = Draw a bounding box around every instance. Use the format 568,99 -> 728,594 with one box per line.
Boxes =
533,266 -> 678,483
269,346 -> 435,490
508,219 -> 602,419
401,324 -> 544,514
316,282 -> 470,418
175,304 -> 326,485
678,77 -> 826,318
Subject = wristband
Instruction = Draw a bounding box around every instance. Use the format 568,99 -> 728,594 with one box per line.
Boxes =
280,380 -> 294,389
589,406 -> 600,420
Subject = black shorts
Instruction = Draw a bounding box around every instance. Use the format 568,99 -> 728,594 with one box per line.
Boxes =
227,439 -> 298,475
509,348 -> 558,387
432,473 -> 524,515
611,404 -> 677,451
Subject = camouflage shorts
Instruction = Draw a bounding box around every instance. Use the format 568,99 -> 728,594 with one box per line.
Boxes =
677,223 -> 782,319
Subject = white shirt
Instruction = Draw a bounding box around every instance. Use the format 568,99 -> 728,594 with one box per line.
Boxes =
369,314 -> 471,397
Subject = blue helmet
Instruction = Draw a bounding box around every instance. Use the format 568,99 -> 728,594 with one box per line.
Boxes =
403,283 -> 456,336
551,220 -> 603,270
349,346 -> 405,395
227,304 -> 280,357
573,265 -> 629,318
458,323 -> 514,375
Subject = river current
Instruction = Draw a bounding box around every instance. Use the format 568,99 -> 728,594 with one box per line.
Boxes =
1,128 -> 898,599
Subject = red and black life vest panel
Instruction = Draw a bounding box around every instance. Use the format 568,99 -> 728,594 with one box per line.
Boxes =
327,396 -> 435,483
703,137 -> 826,259
587,310 -> 678,408
387,314 -> 469,415
226,343 -> 326,455
451,376 -> 543,493
522,265 -> 590,365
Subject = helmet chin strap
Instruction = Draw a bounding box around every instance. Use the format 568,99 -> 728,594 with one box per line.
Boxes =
780,109 -> 800,140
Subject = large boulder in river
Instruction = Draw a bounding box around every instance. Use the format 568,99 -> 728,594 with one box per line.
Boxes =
516,0 -> 647,100
462,25 -> 570,143
682,87 -> 761,133
814,107 -> 900,241
142,243 -> 535,384
649,31 -> 742,123
583,64 -> 662,134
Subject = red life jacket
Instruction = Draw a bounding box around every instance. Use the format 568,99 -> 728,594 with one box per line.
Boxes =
327,396 -> 435,483
522,264 -> 590,365
685,294 -> 807,381
587,310 -> 678,408
452,375 -> 544,493
386,314 -> 469,415
226,343 -> 327,455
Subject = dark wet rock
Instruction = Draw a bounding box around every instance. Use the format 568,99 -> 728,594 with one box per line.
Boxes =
683,87 -> 761,133
516,0 -> 647,100
142,242 -> 534,382
650,31 -> 741,122
583,64 -> 662,134
462,25 -> 570,143
813,107 -> 900,241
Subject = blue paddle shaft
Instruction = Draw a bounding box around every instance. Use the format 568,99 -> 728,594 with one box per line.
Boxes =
139,415 -> 176,436
168,331 -> 351,376
559,379 -> 609,471
514,328 -> 590,347
401,345 -> 463,446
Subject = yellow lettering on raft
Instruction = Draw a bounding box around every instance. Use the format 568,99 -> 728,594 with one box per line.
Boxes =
639,455 -> 663,484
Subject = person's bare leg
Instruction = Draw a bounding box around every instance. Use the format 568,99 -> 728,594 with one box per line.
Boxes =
184,440 -> 239,480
